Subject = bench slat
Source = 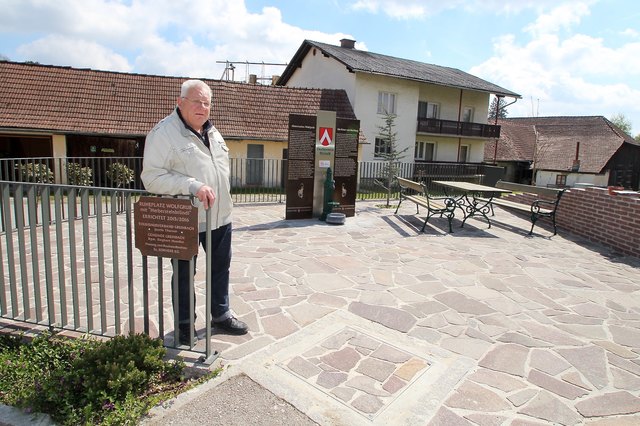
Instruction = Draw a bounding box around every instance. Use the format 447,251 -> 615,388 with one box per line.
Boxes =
490,198 -> 551,214
404,195 -> 429,208
395,177 -> 455,233
489,181 -> 565,235
397,177 -> 424,193
495,180 -> 564,198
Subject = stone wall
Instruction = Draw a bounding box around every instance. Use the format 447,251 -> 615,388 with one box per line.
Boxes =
500,186 -> 640,259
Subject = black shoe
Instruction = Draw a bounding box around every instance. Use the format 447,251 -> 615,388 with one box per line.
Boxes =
212,317 -> 248,335
178,325 -> 197,346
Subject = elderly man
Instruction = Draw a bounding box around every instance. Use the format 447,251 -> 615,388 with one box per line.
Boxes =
142,79 -> 248,345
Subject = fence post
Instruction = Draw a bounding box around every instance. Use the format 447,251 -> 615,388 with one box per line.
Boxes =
202,206 -> 219,364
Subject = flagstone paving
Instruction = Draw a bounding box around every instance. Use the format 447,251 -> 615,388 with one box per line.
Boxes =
5,200 -> 638,425
141,201 -> 640,425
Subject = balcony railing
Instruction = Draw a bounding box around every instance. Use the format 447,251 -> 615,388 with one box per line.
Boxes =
417,118 -> 500,138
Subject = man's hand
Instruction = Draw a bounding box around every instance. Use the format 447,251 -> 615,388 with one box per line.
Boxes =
195,185 -> 216,209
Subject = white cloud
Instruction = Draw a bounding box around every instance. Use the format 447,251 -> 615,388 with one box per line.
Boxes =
621,28 -> 639,38
16,35 -> 132,72
0,0 -> 155,47
1,0 -> 355,80
470,4 -> 640,133
351,0 -> 428,19
133,3 -> 356,79
134,36 -> 219,78
3,0 -> 637,132
523,2 -> 590,36
348,0 -> 578,19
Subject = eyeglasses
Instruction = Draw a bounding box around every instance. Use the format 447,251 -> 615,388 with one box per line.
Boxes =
181,97 -> 211,108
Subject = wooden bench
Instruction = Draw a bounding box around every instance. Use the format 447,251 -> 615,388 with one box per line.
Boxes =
394,177 -> 456,232
486,180 -> 567,235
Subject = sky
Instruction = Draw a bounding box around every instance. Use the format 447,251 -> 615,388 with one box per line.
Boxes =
1,0 -> 640,135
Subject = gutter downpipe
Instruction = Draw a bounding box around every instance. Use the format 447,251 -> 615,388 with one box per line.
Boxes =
457,90 -> 463,162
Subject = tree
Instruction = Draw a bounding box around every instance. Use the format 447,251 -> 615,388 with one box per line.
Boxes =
531,129 -> 557,186
609,113 -> 633,135
488,97 -> 508,121
375,112 -> 409,207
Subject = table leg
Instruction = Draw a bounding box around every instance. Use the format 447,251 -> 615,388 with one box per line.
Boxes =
442,189 -> 467,224
460,195 -> 493,228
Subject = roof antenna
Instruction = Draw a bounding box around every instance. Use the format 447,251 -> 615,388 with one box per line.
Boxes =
216,60 -> 287,83
530,96 -> 540,117
220,61 -> 235,81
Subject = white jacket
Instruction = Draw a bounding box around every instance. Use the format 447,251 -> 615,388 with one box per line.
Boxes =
141,109 -> 233,231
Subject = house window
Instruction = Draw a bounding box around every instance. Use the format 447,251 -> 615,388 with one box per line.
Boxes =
462,107 -> 474,122
555,174 -> 567,187
374,137 -> 391,158
415,141 -> 435,161
377,92 -> 396,114
418,101 -> 439,119
459,145 -> 469,162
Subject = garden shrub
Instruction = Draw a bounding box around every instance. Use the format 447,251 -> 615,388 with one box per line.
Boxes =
66,162 -> 94,186
15,162 -> 54,183
106,162 -> 134,188
0,332 -> 198,425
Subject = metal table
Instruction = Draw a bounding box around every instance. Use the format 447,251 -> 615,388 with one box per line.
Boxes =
433,181 -> 512,228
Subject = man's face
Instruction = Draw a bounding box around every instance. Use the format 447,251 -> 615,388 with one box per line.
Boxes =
177,86 -> 211,131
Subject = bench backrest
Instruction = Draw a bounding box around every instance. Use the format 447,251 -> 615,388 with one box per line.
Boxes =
496,180 -> 565,199
397,177 -> 425,194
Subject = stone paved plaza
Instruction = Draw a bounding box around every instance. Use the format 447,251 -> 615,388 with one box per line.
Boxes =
143,200 -> 640,425
3,199 -> 639,426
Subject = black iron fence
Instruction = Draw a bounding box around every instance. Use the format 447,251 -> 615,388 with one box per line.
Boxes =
0,157 -> 505,203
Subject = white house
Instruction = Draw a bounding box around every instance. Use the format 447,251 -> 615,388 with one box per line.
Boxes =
277,39 -> 521,164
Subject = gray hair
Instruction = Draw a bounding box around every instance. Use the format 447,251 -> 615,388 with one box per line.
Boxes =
180,79 -> 212,98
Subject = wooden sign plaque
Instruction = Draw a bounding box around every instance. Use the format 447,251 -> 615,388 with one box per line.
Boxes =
134,197 -> 198,260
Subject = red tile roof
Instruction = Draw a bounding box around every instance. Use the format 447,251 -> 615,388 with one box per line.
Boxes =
0,61 -> 357,141
484,116 -> 639,173
484,120 -> 536,163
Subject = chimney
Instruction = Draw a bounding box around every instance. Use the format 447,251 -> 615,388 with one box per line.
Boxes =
340,38 -> 356,49
249,74 -> 257,84
572,141 -> 580,171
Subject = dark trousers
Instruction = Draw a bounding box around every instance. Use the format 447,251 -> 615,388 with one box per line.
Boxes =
173,223 -> 232,325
